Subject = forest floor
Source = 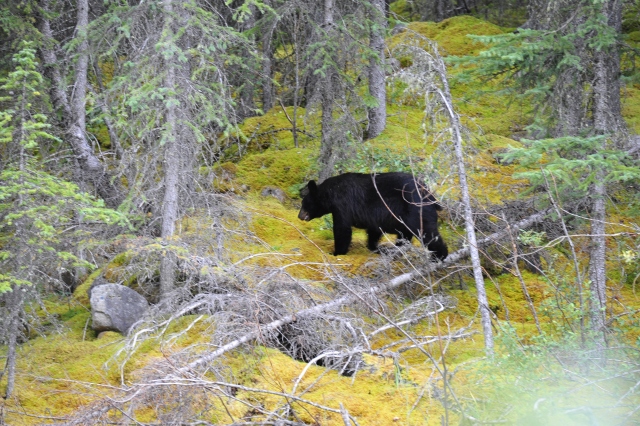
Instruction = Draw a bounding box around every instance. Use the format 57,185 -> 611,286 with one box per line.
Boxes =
1,15 -> 639,426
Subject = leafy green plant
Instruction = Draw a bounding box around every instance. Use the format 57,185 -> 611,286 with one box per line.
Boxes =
517,229 -> 546,246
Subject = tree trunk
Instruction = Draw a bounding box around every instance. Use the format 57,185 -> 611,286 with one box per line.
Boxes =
552,69 -> 584,137
593,0 -> 623,134
291,13 -> 301,147
2,286 -> 24,399
237,5 -> 257,120
521,0 -> 548,29
37,0 -> 122,208
588,0 -> 624,352
318,0 -> 337,181
261,18 -> 275,113
366,0 -> 387,140
588,177 -> 607,348
159,0 -> 181,299
433,48 -> 494,355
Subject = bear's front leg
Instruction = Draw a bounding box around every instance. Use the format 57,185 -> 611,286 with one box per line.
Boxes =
332,213 -> 352,255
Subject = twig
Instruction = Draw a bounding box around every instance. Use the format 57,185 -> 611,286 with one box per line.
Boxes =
171,206 -> 554,375
368,300 -> 448,337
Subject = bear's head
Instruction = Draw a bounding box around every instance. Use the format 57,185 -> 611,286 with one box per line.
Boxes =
298,180 -> 329,221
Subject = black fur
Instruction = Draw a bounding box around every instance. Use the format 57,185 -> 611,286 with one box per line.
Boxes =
298,172 -> 448,259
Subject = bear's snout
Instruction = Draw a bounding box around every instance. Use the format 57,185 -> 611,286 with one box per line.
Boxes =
298,209 -> 311,221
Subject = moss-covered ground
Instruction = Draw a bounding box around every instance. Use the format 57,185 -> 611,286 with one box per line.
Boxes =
2,14 -> 639,426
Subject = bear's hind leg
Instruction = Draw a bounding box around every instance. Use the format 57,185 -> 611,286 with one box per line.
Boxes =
394,230 -> 414,247
366,228 -> 383,252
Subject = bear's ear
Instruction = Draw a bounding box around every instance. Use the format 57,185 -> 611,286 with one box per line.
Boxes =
308,180 -> 318,196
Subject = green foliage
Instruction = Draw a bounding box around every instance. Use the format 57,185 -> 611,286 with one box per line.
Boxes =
0,0 -> 41,56
501,135 -> 640,199
460,321 -> 637,424
0,43 -> 128,293
0,42 -> 58,157
87,0 -> 252,208
449,0 -> 619,132
335,141 -> 415,174
0,166 -> 129,293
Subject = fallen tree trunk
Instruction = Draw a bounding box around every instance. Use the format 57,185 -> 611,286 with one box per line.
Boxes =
177,206 -> 554,375
65,206 -> 555,424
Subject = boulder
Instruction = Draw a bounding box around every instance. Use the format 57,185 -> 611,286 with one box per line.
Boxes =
260,186 -> 287,204
90,284 -> 148,335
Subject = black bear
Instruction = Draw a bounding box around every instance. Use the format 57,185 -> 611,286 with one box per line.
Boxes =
298,172 -> 448,259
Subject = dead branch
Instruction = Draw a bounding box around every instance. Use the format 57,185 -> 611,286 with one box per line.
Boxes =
174,206 -> 554,375
64,207 -> 555,425
368,296 -> 452,337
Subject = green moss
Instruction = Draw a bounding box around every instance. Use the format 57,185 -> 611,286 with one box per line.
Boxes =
622,85 -> 640,133
3,321 -> 123,423
73,268 -> 102,306
236,106 -> 312,152
103,250 -> 135,283
228,347 -> 453,425
389,0 -> 413,21
236,147 -> 314,197
206,161 -> 239,192
389,16 -> 506,58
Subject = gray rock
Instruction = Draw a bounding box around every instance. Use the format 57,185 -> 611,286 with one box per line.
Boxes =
261,186 -> 287,203
90,284 -> 148,335
87,276 -> 108,299
391,23 -> 407,35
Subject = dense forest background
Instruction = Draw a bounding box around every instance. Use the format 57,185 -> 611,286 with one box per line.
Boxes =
0,0 -> 639,424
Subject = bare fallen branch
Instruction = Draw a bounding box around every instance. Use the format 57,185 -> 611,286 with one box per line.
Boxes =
64,207 -> 556,425
175,206 -> 555,375
368,298 -> 450,337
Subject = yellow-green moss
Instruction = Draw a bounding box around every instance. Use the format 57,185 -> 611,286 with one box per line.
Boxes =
73,268 -> 102,306
388,15 -> 505,58
6,14 -> 640,425
236,147 -> 314,197
228,347 -> 453,425
206,161 -> 239,192
237,106 -> 312,151
102,255 -> 131,283
622,85 -> 640,133
389,0 -> 413,21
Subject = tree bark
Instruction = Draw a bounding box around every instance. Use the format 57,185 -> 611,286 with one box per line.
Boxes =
521,0 -> 548,29
37,0 -> 122,208
366,0 -> 387,140
159,0 -> 181,299
589,0 -> 624,352
261,14 -> 275,113
237,4 -> 257,120
593,0 -> 623,133
588,177 -> 607,348
432,47 -> 494,355
318,0 -> 337,181
2,286 -> 24,399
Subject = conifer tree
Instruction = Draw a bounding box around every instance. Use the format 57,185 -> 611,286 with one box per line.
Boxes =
88,0 -> 250,298
454,0 -> 640,352
37,0 -> 123,208
0,44 -> 127,398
